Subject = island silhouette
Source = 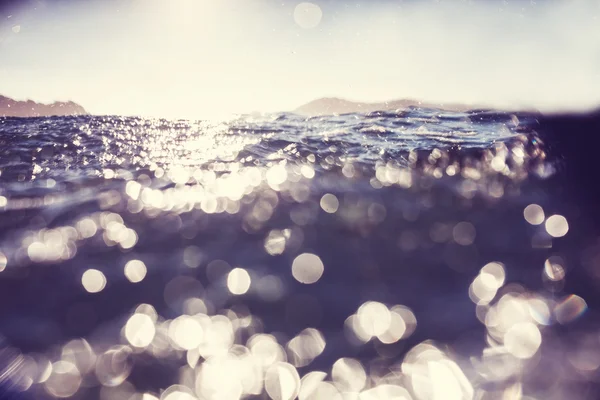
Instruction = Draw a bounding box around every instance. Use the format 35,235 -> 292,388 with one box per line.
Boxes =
294,97 -> 484,115
0,95 -> 87,117
0,94 -> 550,118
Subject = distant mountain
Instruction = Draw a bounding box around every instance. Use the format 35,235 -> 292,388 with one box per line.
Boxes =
294,97 -> 481,116
0,95 -> 87,117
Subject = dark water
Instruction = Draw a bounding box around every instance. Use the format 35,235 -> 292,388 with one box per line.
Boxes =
0,108 -> 599,400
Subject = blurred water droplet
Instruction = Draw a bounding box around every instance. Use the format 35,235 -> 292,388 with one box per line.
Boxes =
504,322 -> 541,359
555,294 -> 587,324
320,194 -> 339,214
44,361 -> 81,398
292,253 -> 324,284
125,313 -> 156,348
264,362 -> 300,400
357,301 -> 391,337
124,259 -> 147,283
293,3 -> 323,29
331,358 -> 366,392
545,215 -> 569,238
81,269 -> 106,293
523,204 -> 544,225
227,268 -> 251,295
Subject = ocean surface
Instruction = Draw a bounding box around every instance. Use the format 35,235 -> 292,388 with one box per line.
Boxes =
0,108 -> 599,400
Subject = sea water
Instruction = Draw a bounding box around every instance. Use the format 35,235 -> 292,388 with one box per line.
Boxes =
0,109 -> 597,399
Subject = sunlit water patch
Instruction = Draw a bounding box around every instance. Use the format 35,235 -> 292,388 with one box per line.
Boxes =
0,109 -> 598,399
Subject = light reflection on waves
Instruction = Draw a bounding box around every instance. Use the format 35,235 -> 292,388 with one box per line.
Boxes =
0,108 -> 529,183
0,111 -> 595,400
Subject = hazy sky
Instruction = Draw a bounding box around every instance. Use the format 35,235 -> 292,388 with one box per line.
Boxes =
0,0 -> 599,117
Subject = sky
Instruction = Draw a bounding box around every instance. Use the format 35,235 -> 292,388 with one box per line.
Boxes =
0,0 -> 599,118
